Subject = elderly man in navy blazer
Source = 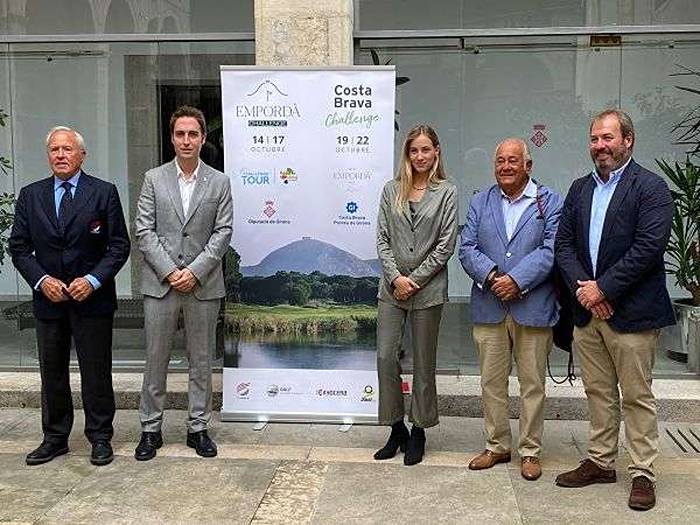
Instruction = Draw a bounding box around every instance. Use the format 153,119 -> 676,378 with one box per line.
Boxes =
554,109 -> 674,511
9,126 -> 130,466
460,138 -> 563,481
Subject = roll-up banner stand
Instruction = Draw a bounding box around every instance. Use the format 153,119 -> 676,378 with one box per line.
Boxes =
220,66 -> 396,423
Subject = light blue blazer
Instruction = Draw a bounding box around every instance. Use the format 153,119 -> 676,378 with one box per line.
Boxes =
459,182 -> 563,327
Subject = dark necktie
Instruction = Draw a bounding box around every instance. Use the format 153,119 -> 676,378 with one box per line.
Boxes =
58,181 -> 73,229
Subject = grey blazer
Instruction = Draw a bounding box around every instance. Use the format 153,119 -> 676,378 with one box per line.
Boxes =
376,179 -> 458,310
135,159 -> 233,300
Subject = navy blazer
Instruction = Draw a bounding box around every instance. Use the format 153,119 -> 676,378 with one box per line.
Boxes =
554,159 -> 675,332
9,172 -> 130,320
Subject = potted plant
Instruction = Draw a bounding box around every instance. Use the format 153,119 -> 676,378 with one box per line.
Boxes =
657,64 -> 700,372
0,107 -> 15,271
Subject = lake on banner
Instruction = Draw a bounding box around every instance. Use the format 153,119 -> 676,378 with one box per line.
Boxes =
224,331 -> 377,370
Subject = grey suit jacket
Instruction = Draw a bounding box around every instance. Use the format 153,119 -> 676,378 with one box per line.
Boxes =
135,159 -> 233,300
376,179 -> 458,310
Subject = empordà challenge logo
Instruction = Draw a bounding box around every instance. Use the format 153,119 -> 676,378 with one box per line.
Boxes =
236,79 -> 302,128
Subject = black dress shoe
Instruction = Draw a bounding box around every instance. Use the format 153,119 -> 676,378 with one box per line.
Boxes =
91,440 -> 114,466
186,430 -> 217,458
374,421 -> 409,460
404,426 -> 426,466
26,441 -> 69,466
135,431 -> 163,461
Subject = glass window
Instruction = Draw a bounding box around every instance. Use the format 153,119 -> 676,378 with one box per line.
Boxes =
357,34 -> 700,376
0,0 -> 254,36
0,40 -> 254,369
356,0 -> 700,31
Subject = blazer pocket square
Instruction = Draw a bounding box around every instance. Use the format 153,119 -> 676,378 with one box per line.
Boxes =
89,220 -> 103,234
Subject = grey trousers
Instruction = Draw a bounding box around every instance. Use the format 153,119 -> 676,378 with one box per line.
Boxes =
139,291 -> 219,433
376,300 -> 444,428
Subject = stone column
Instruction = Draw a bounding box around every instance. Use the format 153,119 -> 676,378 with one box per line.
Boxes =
254,0 -> 354,66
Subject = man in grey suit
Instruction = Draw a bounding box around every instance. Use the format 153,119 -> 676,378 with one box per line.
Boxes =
459,138 -> 562,481
134,105 -> 233,460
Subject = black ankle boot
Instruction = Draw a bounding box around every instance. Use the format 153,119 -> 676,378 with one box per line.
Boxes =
404,425 -> 425,466
373,421 -> 409,460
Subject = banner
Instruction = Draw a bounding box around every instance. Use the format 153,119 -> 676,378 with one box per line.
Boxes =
220,66 -> 396,422
222,368 -> 379,423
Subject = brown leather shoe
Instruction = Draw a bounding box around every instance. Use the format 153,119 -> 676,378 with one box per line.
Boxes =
469,449 -> 511,470
628,476 -> 656,511
521,456 -> 541,481
555,459 -> 617,487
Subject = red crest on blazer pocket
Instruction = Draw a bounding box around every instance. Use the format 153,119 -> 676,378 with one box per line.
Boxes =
89,220 -> 103,234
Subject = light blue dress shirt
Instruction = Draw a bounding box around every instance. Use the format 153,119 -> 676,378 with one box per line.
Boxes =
34,170 -> 101,291
501,177 -> 538,240
476,178 -> 538,292
54,171 -> 80,216
588,157 -> 631,276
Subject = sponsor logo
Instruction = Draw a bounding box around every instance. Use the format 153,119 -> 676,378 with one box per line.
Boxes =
263,200 -> 276,218
279,167 -> 297,184
333,168 -> 371,182
235,382 -> 251,398
361,385 -> 374,402
333,201 -> 370,227
332,168 -> 372,193
247,200 -> 291,225
267,384 -> 293,397
240,169 -> 272,186
316,389 -> 348,397
235,79 -> 301,128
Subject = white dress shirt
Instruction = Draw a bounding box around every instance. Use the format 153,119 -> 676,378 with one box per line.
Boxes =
176,159 -> 200,216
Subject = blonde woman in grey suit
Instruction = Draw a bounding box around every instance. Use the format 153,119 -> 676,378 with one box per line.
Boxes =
374,124 -> 458,465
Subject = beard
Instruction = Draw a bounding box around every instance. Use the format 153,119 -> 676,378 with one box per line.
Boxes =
592,147 -> 628,173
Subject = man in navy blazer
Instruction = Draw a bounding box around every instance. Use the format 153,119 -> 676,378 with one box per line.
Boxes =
9,126 -> 130,466
460,138 -> 563,481
554,110 -> 674,511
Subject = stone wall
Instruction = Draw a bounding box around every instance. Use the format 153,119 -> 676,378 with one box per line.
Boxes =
254,0 -> 353,66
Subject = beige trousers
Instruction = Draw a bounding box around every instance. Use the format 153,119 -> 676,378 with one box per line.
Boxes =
473,315 -> 552,457
575,318 -> 660,481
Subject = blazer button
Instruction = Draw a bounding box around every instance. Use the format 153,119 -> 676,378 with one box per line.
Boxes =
506,252 -> 512,258
409,247 -> 414,252
178,254 -> 183,260
183,232 -> 189,237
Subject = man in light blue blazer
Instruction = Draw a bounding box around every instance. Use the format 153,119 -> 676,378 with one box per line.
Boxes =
459,138 -> 562,481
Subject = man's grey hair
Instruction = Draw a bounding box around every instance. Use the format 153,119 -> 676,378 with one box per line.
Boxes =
494,138 -> 532,164
45,126 -> 86,151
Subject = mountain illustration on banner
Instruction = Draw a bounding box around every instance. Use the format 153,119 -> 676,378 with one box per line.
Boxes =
241,237 -> 381,277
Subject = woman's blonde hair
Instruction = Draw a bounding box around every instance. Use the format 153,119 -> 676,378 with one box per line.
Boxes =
394,124 -> 447,211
